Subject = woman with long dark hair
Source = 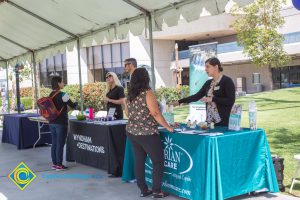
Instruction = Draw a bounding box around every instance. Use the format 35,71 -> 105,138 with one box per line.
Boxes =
49,76 -> 77,171
125,68 -> 173,198
173,57 -> 235,126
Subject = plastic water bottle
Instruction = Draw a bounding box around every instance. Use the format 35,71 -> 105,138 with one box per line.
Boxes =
85,108 -> 90,117
249,101 -> 257,130
161,96 -> 167,114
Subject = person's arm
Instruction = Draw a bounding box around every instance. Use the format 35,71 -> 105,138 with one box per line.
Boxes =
62,93 -> 77,109
124,98 -> 129,118
178,81 -> 210,104
212,78 -> 236,106
146,90 -> 174,132
106,87 -> 125,105
107,98 -> 125,105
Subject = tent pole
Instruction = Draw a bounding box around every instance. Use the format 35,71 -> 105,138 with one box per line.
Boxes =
5,61 -> 10,113
148,14 -> 156,90
77,39 -> 84,112
122,0 -> 156,90
32,52 -> 39,113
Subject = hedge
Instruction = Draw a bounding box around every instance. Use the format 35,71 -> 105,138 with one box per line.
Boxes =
4,83 -> 190,111
82,82 -> 106,111
0,97 -> 33,110
155,85 -> 189,103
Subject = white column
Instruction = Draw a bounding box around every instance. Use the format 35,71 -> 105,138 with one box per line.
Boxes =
66,46 -> 88,85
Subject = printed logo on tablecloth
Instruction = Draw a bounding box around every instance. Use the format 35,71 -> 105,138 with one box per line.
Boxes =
146,136 -> 193,175
8,162 -> 36,190
73,134 -> 105,154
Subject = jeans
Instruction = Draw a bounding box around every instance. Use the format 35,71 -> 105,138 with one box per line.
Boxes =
49,124 -> 68,166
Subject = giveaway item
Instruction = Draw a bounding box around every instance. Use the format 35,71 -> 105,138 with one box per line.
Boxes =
249,101 -> 257,130
107,107 -> 116,120
76,113 -> 86,121
228,104 -> 242,131
89,108 -> 94,120
199,122 -> 208,130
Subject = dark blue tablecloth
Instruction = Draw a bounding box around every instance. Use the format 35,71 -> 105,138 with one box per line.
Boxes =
2,113 -> 51,149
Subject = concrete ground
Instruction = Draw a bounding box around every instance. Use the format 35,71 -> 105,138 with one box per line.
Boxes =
0,131 -> 299,200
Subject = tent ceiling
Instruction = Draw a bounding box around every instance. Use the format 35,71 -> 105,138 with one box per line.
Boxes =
0,0 -> 253,64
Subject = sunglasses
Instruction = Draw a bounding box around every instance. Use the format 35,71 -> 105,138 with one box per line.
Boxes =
106,75 -> 112,79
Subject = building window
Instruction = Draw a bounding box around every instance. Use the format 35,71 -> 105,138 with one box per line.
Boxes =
39,53 -> 67,88
86,42 -> 129,86
272,65 -> 300,89
252,73 -> 261,84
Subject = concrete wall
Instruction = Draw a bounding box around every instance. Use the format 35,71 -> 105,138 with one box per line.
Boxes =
87,68 -> 103,83
279,4 -> 300,34
173,58 -> 273,93
289,57 -> 300,67
170,56 -> 300,93
223,63 -> 272,93
129,33 -> 175,88
224,56 -> 300,93
66,47 -> 88,85
153,13 -> 236,41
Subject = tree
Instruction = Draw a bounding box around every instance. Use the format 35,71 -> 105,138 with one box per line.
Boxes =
231,0 -> 290,90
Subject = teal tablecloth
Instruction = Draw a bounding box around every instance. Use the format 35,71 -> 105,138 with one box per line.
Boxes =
122,128 -> 279,200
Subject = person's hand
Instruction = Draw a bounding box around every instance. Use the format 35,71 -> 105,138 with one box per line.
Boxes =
74,102 -> 79,109
201,97 -> 212,103
166,126 -> 174,132
104,97 -> 110,103
169,101 -> 180,107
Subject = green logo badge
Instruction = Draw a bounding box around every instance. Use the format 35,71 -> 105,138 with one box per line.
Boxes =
8,162 -> 36,190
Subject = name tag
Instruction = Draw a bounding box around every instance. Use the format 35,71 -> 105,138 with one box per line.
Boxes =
214,86 -> 220,91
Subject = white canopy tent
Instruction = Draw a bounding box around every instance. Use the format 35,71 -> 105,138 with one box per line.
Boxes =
0,0 -> 252,111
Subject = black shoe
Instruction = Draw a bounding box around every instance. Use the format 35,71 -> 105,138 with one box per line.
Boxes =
152,192 -> 169,198
140,190 -> 152,197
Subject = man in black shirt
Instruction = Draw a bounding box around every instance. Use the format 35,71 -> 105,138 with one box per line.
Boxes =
124,58 -> 137,78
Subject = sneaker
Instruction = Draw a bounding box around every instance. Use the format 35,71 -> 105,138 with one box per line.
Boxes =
51,165 -> 58,170
55,165 -> 68,171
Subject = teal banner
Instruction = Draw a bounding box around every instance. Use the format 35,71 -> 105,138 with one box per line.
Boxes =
189,43 -> 217,96
122,128 -> 279,200
188,43 -> 217,121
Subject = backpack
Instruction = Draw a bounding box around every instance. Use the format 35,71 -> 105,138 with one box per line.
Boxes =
37,91 -> 64,122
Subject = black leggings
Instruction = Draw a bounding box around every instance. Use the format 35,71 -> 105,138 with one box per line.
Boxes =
127,133 -> 164,193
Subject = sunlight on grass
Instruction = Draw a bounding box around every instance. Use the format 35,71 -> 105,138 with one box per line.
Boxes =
173,87 -> 300,196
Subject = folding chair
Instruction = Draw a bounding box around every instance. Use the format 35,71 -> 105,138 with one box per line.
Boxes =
290,154 -> 300,193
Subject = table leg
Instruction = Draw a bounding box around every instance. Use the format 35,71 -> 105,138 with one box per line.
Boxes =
33,121 -> 41,148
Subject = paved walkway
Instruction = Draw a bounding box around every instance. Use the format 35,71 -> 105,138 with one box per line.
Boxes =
0,131 -> 299,200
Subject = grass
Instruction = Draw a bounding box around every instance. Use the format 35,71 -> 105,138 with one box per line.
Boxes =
173,87 -> 300,196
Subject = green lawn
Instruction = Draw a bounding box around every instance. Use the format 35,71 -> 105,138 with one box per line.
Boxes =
174,87 -> 300,195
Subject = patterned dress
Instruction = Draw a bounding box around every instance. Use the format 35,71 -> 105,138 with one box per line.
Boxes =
206,75 -> 222,124
126,90 -> 159,136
